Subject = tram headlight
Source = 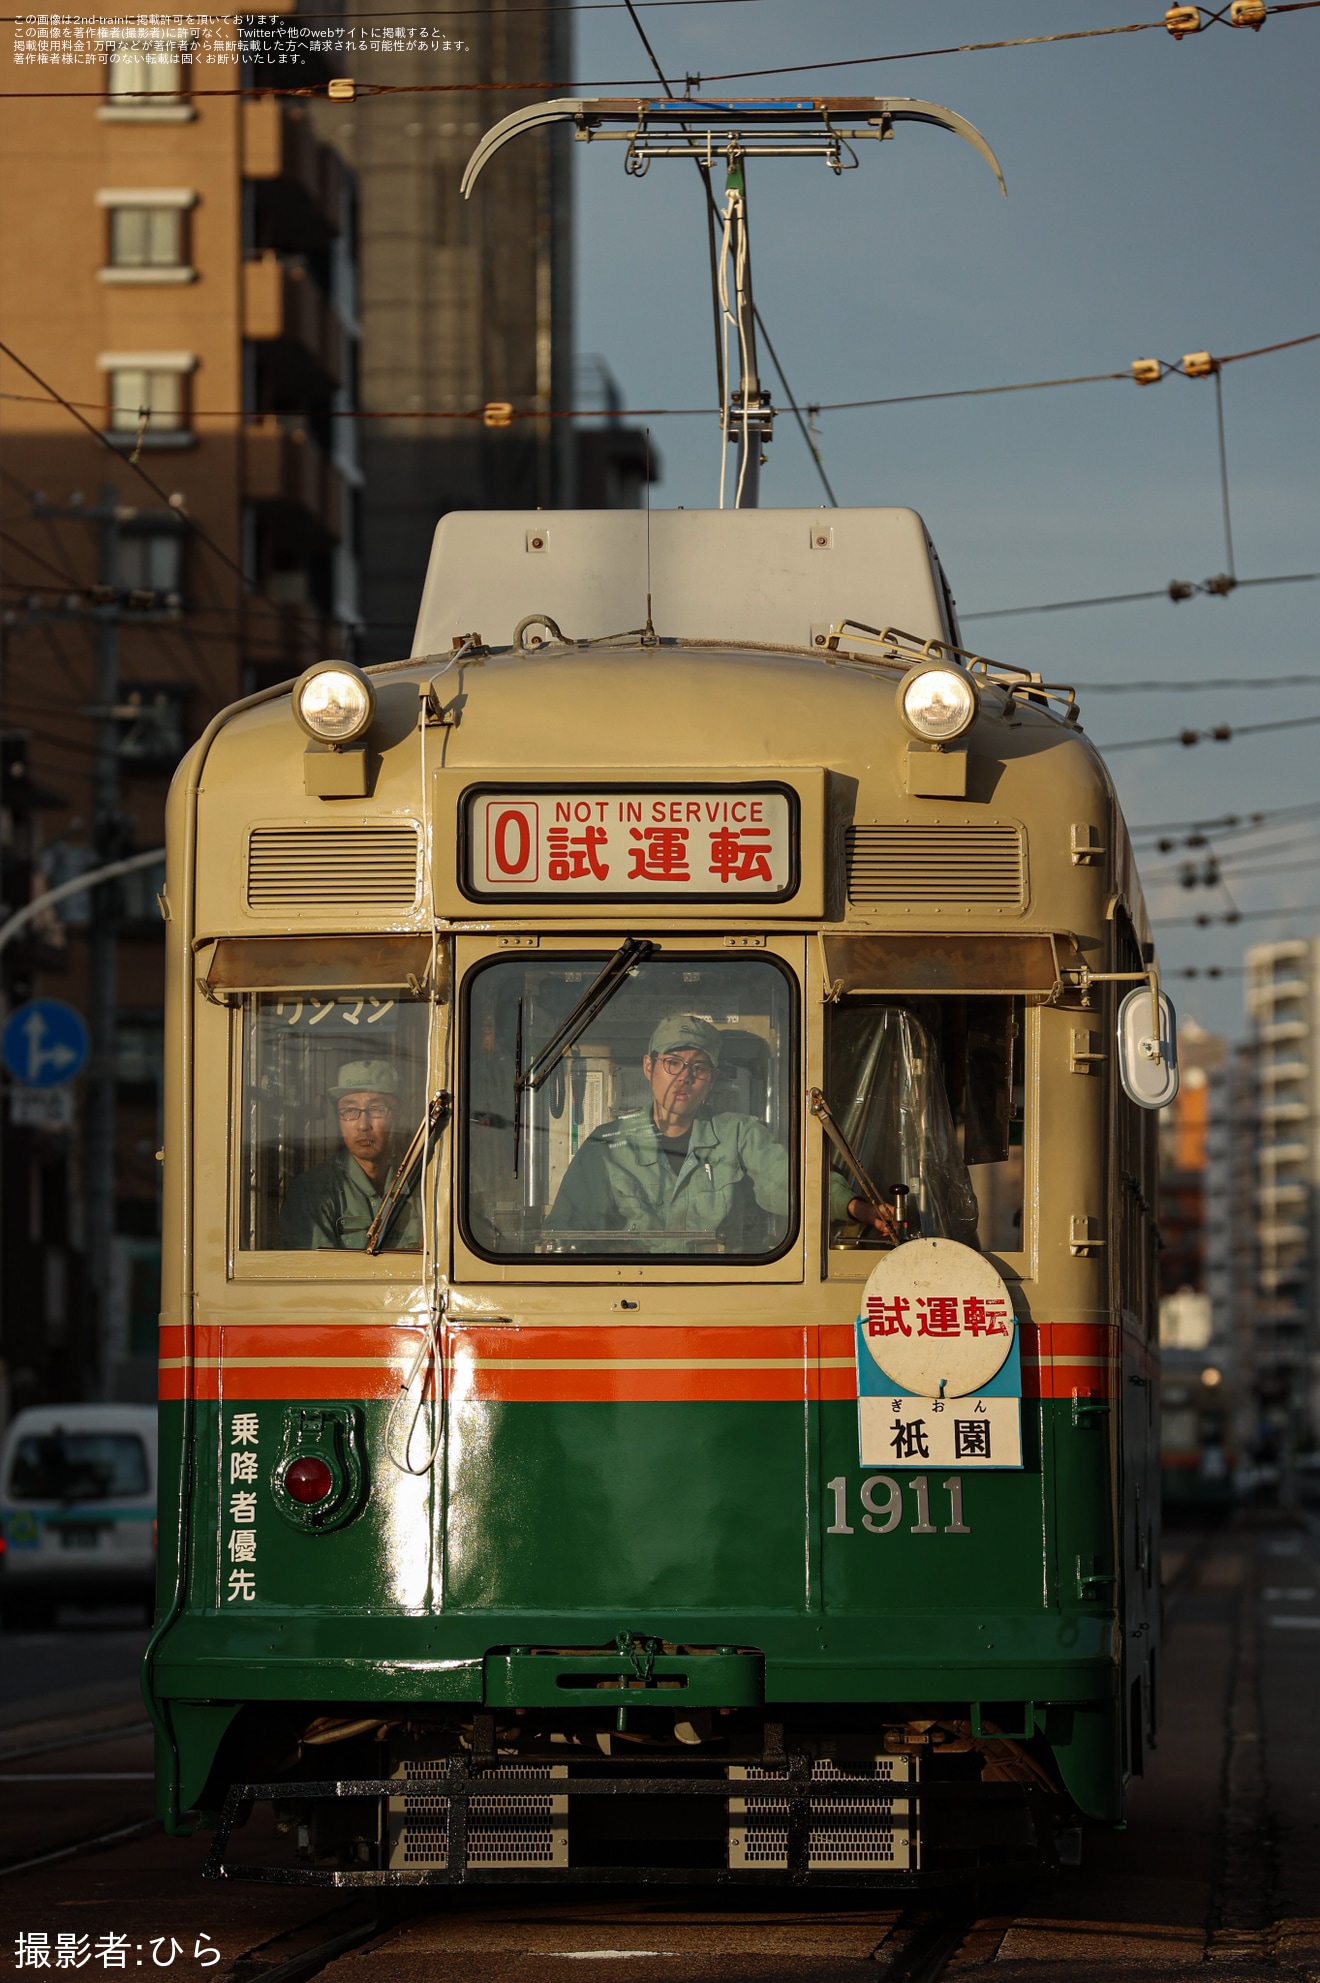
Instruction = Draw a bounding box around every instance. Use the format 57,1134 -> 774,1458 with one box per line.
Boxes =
292,660 -> 376,744
896,664 -> 978,744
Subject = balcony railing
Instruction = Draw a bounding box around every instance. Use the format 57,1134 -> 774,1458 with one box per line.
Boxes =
242,100 -> 345,238
244,253 -> 345,389
243,418 -> 344,542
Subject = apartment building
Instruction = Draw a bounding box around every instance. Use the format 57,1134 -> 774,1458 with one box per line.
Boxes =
0,3 -> 633,1408
1241,939 -> 1320,1466
0,17 -> 360,1403
1157,1022 -> 1233,1503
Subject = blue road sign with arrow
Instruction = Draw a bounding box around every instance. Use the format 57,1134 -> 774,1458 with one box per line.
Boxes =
2,1000 -> 90,1089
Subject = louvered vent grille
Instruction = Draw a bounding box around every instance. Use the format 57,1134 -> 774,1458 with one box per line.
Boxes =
246,827 -> 420,913
846,825 -> 1025,906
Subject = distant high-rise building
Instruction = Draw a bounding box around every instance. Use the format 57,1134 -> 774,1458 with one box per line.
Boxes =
1241,939 -> 1320,1473
314,18 -> 657,662
1157,1020 -> 1232,1503
315,13 -> 572,662
1205,1036 -> 1258,1465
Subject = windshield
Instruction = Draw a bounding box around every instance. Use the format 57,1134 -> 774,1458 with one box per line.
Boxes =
826,996 -> 1025,1254
239,992 -> 431,1251
464,953 -> 797,1261
10,1432 -> 149,1501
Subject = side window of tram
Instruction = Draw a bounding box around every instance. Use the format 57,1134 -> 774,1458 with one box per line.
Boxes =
238,994 -> 431,1251
464,956 -> 796,1261
825,997 -> 1026,1255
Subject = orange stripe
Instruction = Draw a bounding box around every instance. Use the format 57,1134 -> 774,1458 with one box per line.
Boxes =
1021,1320 -> 1116,1399
157,1317 -> 1117,1405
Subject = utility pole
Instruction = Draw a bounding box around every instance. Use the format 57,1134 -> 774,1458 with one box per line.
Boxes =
87,485 -> 122,1402
5,488 -> 187,1402
15,486 -> 138,1399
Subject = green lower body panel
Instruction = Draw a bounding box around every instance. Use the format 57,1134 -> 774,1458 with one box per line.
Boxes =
147,1391 -> 1126,1828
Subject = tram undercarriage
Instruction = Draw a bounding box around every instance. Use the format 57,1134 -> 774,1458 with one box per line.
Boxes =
200,1701 -> 1070,1887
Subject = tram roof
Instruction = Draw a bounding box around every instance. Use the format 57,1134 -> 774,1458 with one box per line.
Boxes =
412,508 -> 955,658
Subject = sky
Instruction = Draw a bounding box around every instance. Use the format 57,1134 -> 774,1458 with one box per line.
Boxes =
571,0 -> 1320,1041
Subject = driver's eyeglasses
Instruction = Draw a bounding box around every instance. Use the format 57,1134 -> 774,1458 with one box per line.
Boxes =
337,1102 -> 395,1124
657,1055 -> 714,1079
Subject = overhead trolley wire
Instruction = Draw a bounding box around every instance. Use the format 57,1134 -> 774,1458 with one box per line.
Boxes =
0,340 -> 330,664
1155,852 -> 1320,886
2,329 -> 1311,429
1077,674 -> 1320,694
0,0 -> 778,16
963,572 -> 1320,623
1159,899 -> 1320,930
0,341 -> 244,587
4,1 -> 1318,96
1101,711 -> 1320,753
1143,829 -> 1320,872
1130,799 -> 1320,840
0,531 -> 86,595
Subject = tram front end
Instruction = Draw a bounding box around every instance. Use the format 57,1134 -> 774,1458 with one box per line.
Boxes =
146,508 -> 1165,1886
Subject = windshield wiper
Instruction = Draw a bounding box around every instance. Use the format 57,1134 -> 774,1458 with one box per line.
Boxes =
365,1089 -> 452,1255
806,1087 -> 887,1210
517,937 -> 656,1095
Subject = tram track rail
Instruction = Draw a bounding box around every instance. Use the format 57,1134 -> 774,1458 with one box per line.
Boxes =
0,1815 -> 159,1880
875,1908 -> 983,1980
0,1703 -> 158,1879
0,1717 -> 152,1766
223,1901 -> 390,1983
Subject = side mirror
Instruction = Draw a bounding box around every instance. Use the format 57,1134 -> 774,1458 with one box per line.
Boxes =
1117,985 -> 1179,1109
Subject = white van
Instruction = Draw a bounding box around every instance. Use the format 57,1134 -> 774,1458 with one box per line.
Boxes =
0,1404 -> 157,1628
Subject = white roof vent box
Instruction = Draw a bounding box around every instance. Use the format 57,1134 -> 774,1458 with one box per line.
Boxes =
411,508 -> 953,658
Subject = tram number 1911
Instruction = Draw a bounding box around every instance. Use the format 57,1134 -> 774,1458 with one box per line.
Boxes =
826,1474 -> 970,1536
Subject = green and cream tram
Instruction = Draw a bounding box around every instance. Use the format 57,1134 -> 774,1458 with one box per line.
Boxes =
146,505 -> 1173,1885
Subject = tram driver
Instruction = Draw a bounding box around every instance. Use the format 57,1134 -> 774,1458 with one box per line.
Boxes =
545,1014 -> 894,1252
280,1058 -> 420,1251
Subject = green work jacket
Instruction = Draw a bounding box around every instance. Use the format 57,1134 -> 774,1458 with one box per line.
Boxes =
280,1146 -> 420,1251
546,1109 -> 856,1248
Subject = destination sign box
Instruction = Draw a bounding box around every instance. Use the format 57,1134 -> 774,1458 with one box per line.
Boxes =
462,785 -> 797,901
854,1237 -> 1024,1471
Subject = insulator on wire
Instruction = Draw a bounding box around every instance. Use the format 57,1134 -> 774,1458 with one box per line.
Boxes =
1131,358 -> 1162,385
1230,0 -> 1266,25
1180,729 -> 1201,748
1182,350 -> 1216,378
1204,573 -> 1236,596
1165,5 -> 1202,37
328,77 -> 355,100
1169,580 -> 1196,602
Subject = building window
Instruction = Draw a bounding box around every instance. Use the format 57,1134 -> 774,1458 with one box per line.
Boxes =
116,531 -> 184,595
108,369 -> 187,437
109,206 -> 184,269
106,41 -> 185,99
95,192 -> 196,284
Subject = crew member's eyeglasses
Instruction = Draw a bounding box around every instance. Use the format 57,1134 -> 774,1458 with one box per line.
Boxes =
656,1054 -> 714,1079
337,1102 -> 395,1124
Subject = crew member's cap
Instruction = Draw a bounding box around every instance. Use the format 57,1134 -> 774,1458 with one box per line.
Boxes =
331,1060 -> 401,1100
647,1014 -> 722,1065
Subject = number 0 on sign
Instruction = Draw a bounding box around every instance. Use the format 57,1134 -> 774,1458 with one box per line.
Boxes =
855,1237 -> 1023,1470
